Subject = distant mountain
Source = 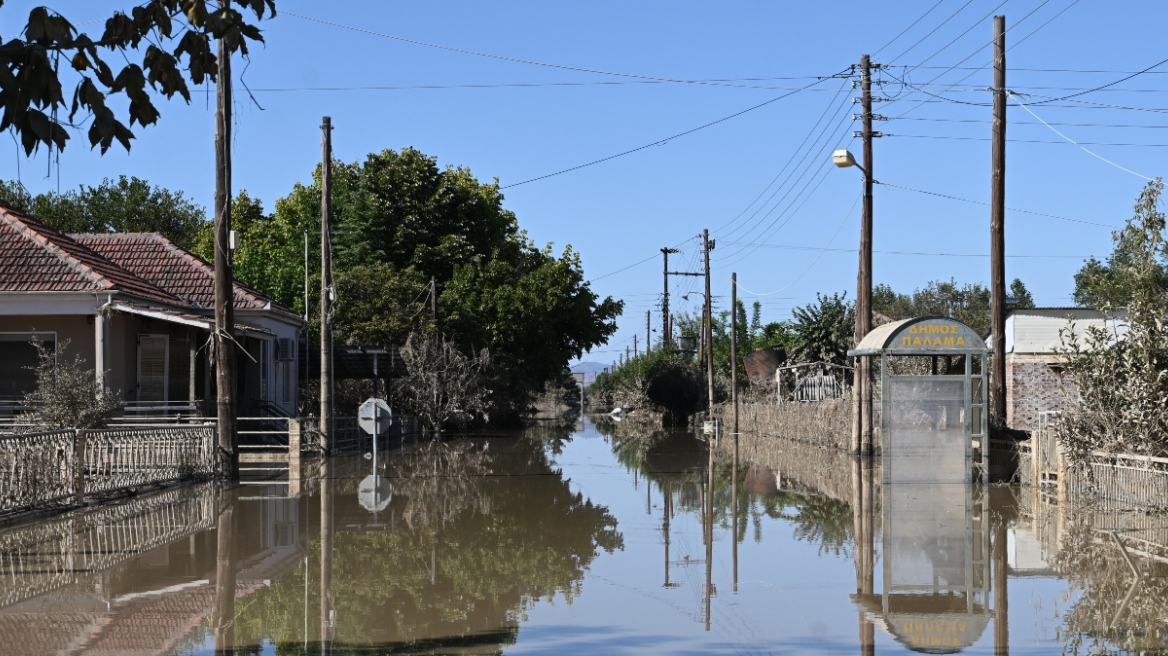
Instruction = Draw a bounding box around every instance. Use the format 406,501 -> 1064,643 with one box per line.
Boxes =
570,361 -> 609,384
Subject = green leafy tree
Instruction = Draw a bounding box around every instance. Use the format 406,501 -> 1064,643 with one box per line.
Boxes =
1073,185 -> 1168,309
1,176 -> 207,247
1058,180 -> 1168,460
0,0 -> 274,155
874,278 -> 996,337
790,292 -> 855,366
221,148 -> 623,416
1009,278 -> 1035,309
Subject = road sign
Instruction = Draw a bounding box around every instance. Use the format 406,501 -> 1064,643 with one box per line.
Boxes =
358,398 -> 392,435
358,475 -> 392,512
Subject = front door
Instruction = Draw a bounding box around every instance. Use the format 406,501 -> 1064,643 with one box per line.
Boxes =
137,334 -> 169,402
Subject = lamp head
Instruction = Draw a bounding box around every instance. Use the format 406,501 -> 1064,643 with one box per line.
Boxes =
832,149 -> 858,168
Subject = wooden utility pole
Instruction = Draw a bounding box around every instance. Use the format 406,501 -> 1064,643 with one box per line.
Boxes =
853,54 -> 876,456
320,117 -> 334,455
634,334 -> 638,359
213,28 -> 238,479
990,15 -> 1008,427
731,273 -> 739,440
430,276 -> 438,320
703,229 -> 715,412
646,310 -> 651,354
661,247 -> 679,347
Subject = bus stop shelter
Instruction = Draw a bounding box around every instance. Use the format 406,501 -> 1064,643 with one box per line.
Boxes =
848,317 -> 990,483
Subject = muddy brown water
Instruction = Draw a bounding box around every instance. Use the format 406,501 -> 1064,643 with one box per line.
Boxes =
0,417 -> 1164,654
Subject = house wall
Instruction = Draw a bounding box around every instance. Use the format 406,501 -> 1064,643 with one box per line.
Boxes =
1006,353 -> 1078,431
237,311 -> 302,416
1006,309 -> 1113,354
0,315 -> 96,398
110,313 -> 203,404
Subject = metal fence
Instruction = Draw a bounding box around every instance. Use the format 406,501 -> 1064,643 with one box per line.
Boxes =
1018,414 -> 1168,510
0,426 -> 214,520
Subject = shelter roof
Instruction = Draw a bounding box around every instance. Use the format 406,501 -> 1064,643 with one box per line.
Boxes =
74,232 -> 295,316
849,316 -> 987,356
0,204 -> 182,305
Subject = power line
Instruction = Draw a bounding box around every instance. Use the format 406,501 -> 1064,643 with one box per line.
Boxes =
732,193 -> 861,297
1008,91 -> 1153,181
500,70 -> 849,189
285,10 -> 821,88
885,132 -> 1168,148
876,181 -> 1119,228
713,76 -> 853,237
716,241 -> 1101,259
886,0 -> 980,66
717,82 -> 856,242
872,0 -> 949,58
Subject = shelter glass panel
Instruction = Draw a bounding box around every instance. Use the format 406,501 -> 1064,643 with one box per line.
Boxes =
887,378 -> 967,484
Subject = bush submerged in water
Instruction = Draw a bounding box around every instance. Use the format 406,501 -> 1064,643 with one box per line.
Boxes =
590,348 -> 706,426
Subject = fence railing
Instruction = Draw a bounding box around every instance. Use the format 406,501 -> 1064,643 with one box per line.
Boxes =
1019,414 -> 1168,510
0,426 -> 213,520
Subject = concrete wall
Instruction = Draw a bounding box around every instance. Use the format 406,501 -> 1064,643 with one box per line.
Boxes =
1006,353 -> 1078,431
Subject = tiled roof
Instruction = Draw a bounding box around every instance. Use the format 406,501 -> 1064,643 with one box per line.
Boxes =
0,205 -> 183,305
73,232 -> 292,314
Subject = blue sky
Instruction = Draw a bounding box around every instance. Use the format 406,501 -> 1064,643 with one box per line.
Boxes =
4,1 -> 1167,364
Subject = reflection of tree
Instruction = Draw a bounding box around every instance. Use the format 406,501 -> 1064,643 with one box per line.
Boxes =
232,436 -> 622,653
1054,517 -> 1168,655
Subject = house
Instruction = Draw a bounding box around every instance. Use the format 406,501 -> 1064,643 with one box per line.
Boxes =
75,232 -> 304,416
1004,307 -> 1125,431
0,203 -> 303,417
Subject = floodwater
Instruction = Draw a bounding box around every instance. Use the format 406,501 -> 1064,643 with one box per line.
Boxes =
0,417 -> 1164,655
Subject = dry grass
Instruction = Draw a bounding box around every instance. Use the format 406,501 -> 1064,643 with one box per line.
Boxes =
716,398 -> 851,450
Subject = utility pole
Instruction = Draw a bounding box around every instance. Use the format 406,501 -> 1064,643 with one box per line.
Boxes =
731,272 -> 739,441
213,25 -> 237,479
661,247 -> 680,347
703,229 -> 715,412
430,275 -> 438,321
320,117 -> 334,455
853,54 -> 877,456
634,334 -> 638,359
990,15 -> 1008,428
646,310 -> 651,354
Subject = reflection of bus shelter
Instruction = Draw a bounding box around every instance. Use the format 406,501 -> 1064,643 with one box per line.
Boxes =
848,317 -> 989,483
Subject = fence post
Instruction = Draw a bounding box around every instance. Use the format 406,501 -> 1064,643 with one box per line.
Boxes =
288,418 -> 302,497
1056,435 -> 1068,505
73,429 -> 86,504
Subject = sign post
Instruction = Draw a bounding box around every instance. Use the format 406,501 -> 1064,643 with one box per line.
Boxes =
358,398 -> 393,513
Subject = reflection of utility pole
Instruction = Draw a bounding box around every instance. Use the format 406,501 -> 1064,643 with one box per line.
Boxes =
993,504 -> 1009,656
213,491 -> 236,652
705,446 -> 714,632
320,460 -> 334,655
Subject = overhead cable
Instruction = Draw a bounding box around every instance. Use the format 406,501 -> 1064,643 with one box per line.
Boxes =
1008,91 -> 1154,181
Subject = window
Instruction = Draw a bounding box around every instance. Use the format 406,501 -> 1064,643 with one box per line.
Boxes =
0,333 -> 56,399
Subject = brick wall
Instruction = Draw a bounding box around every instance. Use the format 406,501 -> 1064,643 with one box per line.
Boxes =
1006,353 -> 1078,431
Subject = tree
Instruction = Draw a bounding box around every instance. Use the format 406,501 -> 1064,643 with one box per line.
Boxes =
1010,278 -> 1035,309
790,292 -> 855,366
22,340 -> 120,429
0,1 -> 274,155
395,333 -> 492,431
234,148 -> 623,415
1,175 -> 207,247
873,278 -> 996,337
1057,180 -> 1168,460
1073,181 -> 1168,309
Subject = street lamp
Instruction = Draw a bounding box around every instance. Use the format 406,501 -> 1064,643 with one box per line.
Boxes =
833,147 -> 874,455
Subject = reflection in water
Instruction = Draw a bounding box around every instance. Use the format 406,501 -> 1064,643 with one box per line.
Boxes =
3,420 -> 1168,653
